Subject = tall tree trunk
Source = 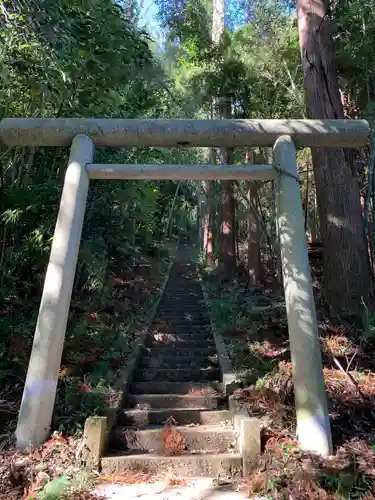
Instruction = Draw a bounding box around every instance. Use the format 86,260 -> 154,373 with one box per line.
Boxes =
219,99 -> 236,277
296,0 -> 372,315
212,0 -> 225,41
23,147 -> 36,187
203,179 -> 215,265
219,178 -> 236,276
246,151 -> 262,284
201,0 -> 226,266
216,0 -> 236,277
247,180 -> 262,284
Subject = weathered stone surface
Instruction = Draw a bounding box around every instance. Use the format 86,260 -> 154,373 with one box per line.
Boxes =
84,416 -> 107,469
101,453 -> 243,478
110,424 -> 236,453
1,118 -> 369,148
125,394 -> 221,410
145,346 -> 217,357
86,163 -> 276,182
118,408 -> 232,427
130,381 -> 222,395
240,417 -> 261,477
138,355 -> 219,371
274,136 -> 332,456
16,135 -> 94,449
134,367 -> 220,383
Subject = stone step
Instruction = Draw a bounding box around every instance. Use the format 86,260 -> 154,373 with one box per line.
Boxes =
157,308 -> 208,316
110,424 -> 237,453
148,338 -> 214,347
124,394 -> 222,410
150,323 -> 211,331
133,367 -> 220,383
157,308 -> 206,314
159,307 -> 205,313
147,337 -> 215,349
149,325 -> 213,339
145,346 -> 217,357
118,408 -> 231,427
160,295 -> 205,312
162,285 -> 201,290
158,296 -> 204,301
146,343 -> 215,353
139,355 -> 219,371
158,322 -> 209,329
130,381 -> 222,394
148,336 -> 212,344
101,452 -> 242,478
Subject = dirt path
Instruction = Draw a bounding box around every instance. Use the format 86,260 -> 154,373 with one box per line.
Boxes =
95,478 -> 250,499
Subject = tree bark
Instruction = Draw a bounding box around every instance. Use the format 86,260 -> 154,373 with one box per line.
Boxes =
219,178 -> 236,276
219,143 -> 237,277
247,180 -> 262,283
296,0 -> 372,315
201,0 -> 226,267
246,151 -> 262,284
202,179 -> 216,266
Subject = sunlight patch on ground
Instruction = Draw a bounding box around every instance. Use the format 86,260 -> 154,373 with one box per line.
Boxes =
95,478 -> 250,499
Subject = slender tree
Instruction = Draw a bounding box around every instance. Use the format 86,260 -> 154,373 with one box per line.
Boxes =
217,0 -> 236,277
201,0 -> 225,266
246,151 -> 263,284
296,0 -> 373,315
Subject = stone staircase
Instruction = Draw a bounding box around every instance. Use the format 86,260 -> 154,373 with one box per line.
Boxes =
101,244 -> 242,477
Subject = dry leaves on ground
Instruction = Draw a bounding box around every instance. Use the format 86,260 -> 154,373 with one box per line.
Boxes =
163,417 -> 186,456
247,438 -> 375,499
0,432 -> 93,500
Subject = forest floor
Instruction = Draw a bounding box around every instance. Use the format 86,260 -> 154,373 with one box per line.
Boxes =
202,254 -> 375,499
0,238 -> 178,499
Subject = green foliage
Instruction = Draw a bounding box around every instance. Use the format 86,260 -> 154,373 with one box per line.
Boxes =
0,0 -> 154,118
37,475 -> 70,500
0,0 -> 198,443
330,0 -> 375,119
157,0 -> 303,120
36,471 -> 95,500
156,0 -> 212,58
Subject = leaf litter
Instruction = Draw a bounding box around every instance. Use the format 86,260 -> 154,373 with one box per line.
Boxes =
205,271 -> 375,498
0,432 -> 102,499
163,416 -> 186,456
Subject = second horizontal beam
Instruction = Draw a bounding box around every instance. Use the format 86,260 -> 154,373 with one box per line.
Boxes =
85,163 -> 277,181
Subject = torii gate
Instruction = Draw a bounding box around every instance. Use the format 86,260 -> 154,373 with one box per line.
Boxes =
1,118 -> 369,457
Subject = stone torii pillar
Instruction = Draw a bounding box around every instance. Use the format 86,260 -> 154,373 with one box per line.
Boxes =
274,135 -> 332,457
16,135 -> 94,448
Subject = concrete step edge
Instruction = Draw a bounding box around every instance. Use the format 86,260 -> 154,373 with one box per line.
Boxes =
134,371 -> 220,383
130,381 -> 223,394
122,408 -> 231,416
113,424 -> 235,434
101,452 -> 243,477
138,360 -> 219,370
110,424 -> 237,452
118,408 -> 232,426
102,452 -> 241,460
139,355 -> 218,362
145,347 -> 216,353
125,394 -> 222,409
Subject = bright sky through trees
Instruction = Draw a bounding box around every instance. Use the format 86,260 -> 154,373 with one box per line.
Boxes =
138,0 -> 162,41
138,0 -> 248,40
